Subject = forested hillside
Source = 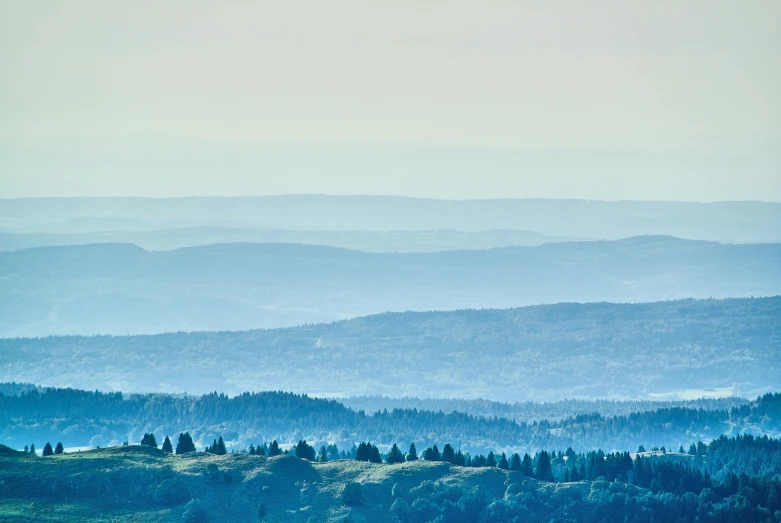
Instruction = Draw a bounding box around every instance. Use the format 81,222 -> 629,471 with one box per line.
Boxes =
2,297 -> 779,400
1,434 -> 779,522
2,386 -> 779,456
1,236 -> 779,335
339,396 -> 748,422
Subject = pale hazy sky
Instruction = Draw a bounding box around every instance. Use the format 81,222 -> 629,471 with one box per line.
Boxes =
1,0 -> 779,200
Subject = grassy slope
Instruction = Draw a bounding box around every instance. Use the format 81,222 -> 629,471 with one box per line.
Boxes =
0,445 -> 561,523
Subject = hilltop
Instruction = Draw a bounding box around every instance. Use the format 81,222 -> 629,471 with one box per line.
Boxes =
1,440 -> 778,523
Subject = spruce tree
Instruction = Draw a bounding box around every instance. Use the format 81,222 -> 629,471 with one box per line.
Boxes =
161,436 -> 173,453
318,445 -> 328,462
454,450 -> 466,466
295,440 -> 315,460
29,444 -> 35,455
24,445 -> 28,453
249,444 -> 256,455
441,444 -> 455,463
175,432 -> 196,454
141,433 -> 158,447
54,442 -> 64,455
369,444 -> 382,464
268,440 -> 281,457
510,453 -> 521,471
42,442 -> 54,456
386,443 -> 405,464
486,452 -> 497,467
406,443 -> 418,461
520,453 -> 534,477
498,452 -> 509,470
535,450 -> 554,482
215,436 -> 227,455
257,443 -> 267,456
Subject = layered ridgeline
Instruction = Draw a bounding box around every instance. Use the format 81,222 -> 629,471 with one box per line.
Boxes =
1,236 -> 780,335
0,384 -> 779,456
2,297 -> 779,400
2,435 -> 780,523
0,228 -> 578,253
2,196 -> 780,242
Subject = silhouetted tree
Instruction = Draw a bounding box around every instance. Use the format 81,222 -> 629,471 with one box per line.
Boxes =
54,442 -> 64,455
42,442 -> 54,456
486,452 -> 497,467
406,443 -> 418,461
295,440 -> 315,460
520,453 -> 534,477
498,452 -> 509,469
386,443 -> 405,464
536,450 -> 554,481
318,445 -> 328,462
423,445 -> 441,461
29,444 -> 35,455
141,433 -> 158,447
161,436 -> 173,453
268,440 -> 281,457
510,453 -> 521,471
176,432 -> 196,455
442,444 -> 455,463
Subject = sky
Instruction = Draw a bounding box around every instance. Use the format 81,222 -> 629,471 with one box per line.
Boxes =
1,0 -> 779,200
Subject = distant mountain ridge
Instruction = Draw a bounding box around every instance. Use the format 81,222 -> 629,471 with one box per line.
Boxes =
0,236 -> 779,336
1,196 -> 779,242
2,297 -> 779,401
0,227 -> 578,253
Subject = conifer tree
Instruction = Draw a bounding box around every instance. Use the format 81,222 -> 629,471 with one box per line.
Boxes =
318,445 -> 328,462
369,444 -> 382,464
215,436 -> 227,455
406,443 -> 418,461
295,440 -> 315,460
161,436 -> 173,453
498,452 -> 509,469
54,442 -> 64,455
535,450 -> 554,482
42,442 -> 54,456
441,444 -> 455,463
386,443 -> 405,464
23,445 -> 28,453
268,440 -> 281,457
249,444 -> 256,455
520,453 -> 534,477
141,433 -> 158,447
454,450 -> 466,466
175,432 -> 196,455
486,452 -> 497,467
257,443 -> 267,456
510,453 -> 521,471
29,444 -> 35,455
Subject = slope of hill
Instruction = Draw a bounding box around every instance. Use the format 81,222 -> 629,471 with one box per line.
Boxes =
1,236 -> 779,336
1,297 -> 779,400
2,196 -> 780,242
